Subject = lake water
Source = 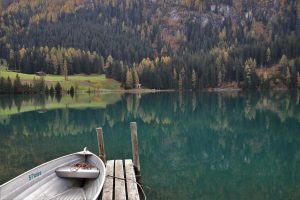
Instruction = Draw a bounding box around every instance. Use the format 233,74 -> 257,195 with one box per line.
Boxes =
0,91 -> 300,199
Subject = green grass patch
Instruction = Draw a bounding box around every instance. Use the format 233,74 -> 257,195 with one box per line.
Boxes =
0,71 -> 123,92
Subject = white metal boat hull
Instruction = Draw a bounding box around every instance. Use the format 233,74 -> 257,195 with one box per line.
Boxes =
0,150 -> 106,200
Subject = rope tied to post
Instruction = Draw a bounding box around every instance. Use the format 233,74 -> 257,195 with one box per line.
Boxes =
106,175 -> 148,200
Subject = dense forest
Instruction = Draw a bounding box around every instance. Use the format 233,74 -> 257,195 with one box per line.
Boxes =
0,0 -> 300,90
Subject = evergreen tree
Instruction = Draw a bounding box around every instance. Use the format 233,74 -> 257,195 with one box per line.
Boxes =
297,72 -> 300,88
6,77 -> 13,94
178,68 -> 185,90
132,67 -> 139,88
266,48 -> 271,67
286,67 -> 291,87
55,82 -> 63,94
191,69 -> 197,89
105,55 -> 114,77
125,69 -> 133,89
178,73 -> 183,90
279,55 -> 291,86
32,77 -> 38,93
35,77 -> 46,93
49,85 -> 55,95
45,85 -> 49,94
172,68 -> 178,89
0,77 -> 5,94
289,60 -> 297,87
63,59 -> 68,81
13,74 -> 22,94
244,58 -> 257,89
23,83 -> 30,94
69,86 -> 75,97
216,56 -> 223,87
0,59 -> 8,71
280,55 -> 289,72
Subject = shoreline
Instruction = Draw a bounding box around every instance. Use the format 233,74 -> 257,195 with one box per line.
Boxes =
2,87 -> 297,95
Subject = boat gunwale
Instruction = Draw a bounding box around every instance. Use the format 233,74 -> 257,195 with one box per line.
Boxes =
0,150 -> 106,200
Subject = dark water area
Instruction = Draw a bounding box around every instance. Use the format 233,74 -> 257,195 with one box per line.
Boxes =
0,91 -> 300,199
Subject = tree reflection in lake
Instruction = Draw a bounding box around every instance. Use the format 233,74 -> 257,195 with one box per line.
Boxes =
0,91 -> 300,199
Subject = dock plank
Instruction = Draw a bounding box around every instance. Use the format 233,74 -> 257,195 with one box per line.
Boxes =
125,160 -> 140,200
102,160 -> 114,200
114,160 -> 126,200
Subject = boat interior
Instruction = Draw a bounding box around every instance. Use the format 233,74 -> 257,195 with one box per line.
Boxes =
0,152 -> 105,200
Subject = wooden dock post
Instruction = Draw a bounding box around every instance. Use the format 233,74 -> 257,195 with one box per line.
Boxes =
98,123 -> 143,200
130,122 -> 140,174
96,127 -> 106,164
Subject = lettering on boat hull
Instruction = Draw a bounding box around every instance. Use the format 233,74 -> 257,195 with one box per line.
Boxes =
28,171 -> 42,181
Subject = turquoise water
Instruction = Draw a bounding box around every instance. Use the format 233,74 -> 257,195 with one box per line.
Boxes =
0,91 -> 300,199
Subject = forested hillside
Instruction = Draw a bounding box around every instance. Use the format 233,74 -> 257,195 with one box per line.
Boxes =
0,0 -> 300,90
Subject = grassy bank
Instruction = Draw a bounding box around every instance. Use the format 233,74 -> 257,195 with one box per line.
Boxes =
0,71 -> 123,92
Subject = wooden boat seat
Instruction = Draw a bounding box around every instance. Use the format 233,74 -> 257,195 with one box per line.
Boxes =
55,163 -> 100,179
50,187 -> 86,200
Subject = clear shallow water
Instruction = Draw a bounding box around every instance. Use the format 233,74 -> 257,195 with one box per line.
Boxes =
0,91 -> 300,200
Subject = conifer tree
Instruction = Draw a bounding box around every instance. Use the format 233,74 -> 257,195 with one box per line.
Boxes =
178,74 -> 183,90
132,67 -> 139,88
23,83 -> 30,94
297,72 -> 300,88
7,77 -> 13,94
172,68 -> 178,88
178,68 -> 185,90
280,55 -> 288,68
191,69 -> 197,89
125,69 -> 133,89
63,59 -> 68,81
36,77 -> 46,93
266,48 -> 271,67
286,67 -> 291,86
49,85 -> 55,95
45,85 -> 49,94
55,82 -> 63,94
244,58 -> 257,89
13,74 -> 22,94
0,77 -> 5,94
280,55 -> 291,86
69,86 -> 75,97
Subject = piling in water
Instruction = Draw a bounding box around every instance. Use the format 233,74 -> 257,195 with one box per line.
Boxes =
96,127 -> 106,164
130,122 -> 140,175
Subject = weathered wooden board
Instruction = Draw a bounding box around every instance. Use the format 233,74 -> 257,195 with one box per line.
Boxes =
125,159 -> 140,200
114,160 -> 126,200
101,159 -> 140,200
102,160 -> 114,200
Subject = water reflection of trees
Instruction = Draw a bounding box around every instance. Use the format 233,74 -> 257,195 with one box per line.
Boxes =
0,91 -> 300,199
116,91 -> 300,200
1,95 -> 46,112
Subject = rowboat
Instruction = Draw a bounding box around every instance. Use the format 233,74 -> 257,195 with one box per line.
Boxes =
0,148 -> 106,200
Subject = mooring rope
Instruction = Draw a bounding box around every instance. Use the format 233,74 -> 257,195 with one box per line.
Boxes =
106,175 -> 148,200
70,162 -> 94,171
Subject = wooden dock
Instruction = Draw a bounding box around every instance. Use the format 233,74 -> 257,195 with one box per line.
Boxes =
96,122 -> 142,200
